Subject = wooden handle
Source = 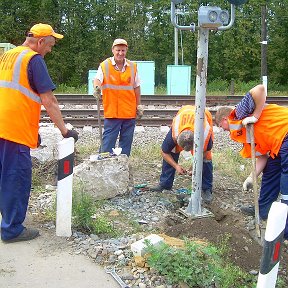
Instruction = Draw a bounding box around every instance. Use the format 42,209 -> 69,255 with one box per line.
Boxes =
248,124 -> 261,238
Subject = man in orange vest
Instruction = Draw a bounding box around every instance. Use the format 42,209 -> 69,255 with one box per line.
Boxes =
150,105 -> 214,204
0,23 -> 78,243
93,38 -> 143,156
215,84 -> 288,239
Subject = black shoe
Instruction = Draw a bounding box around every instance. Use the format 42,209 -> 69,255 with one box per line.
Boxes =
240,205 -> 255,216
150,185 -> 170,192
202,189 -> 213,204
2,228 -> 40,243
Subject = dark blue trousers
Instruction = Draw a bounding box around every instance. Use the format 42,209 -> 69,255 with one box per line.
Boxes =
101,119 -> 136,156
0,139 -> 32,241
159,151 -> 213,191
259,135 -> 288,239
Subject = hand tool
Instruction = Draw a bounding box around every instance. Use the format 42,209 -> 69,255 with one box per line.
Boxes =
93,86 -> 103,152
105,267 -> 130,288
248,124 -> 261,238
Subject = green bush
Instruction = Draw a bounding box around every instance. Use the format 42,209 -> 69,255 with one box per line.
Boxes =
145,239 -> 256,288
72,190 -> 116,236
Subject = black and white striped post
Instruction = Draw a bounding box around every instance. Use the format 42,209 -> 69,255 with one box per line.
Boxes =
257,202 -> 288,287
56,137 -> 75,237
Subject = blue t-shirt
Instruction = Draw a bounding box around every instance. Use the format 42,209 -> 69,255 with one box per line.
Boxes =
235,92 -> 255,119
28,54 -> 56,94
162,128 -> 213,154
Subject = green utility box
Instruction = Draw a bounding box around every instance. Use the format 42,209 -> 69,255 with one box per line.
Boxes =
88,70 -> 97,95
167,65 -> 191,95
134,61 -> 155,95
0,43 -> 16,56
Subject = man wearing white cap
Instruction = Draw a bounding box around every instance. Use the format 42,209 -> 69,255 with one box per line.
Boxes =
0,23 -> 78,243
94,38 -> 143,156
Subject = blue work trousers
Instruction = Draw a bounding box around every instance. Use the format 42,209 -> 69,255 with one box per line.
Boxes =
101,119 -> 136,156
0,139 -> 32,241
259,135 -> 288,239
159,152 -> 213,191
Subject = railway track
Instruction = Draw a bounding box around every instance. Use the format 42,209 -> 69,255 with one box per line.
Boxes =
40,94 -> 288,127
54,94 -> 288,106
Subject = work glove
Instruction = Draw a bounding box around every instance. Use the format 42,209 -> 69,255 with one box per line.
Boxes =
243,175 -> 253,191
136,104 -> 144,119
63,129 -> 79,143
242,116 -> 258,126
93,86 -> 101,100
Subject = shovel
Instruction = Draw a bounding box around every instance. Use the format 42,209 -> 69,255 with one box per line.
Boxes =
93,86 -> 103,152
248,124 -> 261,238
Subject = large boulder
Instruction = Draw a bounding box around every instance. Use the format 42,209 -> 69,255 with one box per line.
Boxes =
73,154 -> 131,200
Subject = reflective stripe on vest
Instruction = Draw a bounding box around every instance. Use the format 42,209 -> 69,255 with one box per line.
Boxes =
101,59 -> 135,91
0,49 -> 41,104
100,58 -> 137,118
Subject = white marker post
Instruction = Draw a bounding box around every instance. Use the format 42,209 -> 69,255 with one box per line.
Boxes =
257,202 -> 288,288
56,137 -> 75,237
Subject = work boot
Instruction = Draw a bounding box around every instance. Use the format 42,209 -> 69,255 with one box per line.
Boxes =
202,189 -> 213,204
2,228 -> 40,243
240,205 -> 255,216
149,185 -> 170,192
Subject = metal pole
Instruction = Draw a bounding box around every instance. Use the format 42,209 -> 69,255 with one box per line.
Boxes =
174,14 -> 179,65
186,27 -> 209,215
261,3 -> 268,94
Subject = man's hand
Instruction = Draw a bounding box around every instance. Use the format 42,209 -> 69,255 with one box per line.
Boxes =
93,86 -> 101,100
63,129 -> 79,143
242,116 -> 258,126
243,175 -> 253,191
175,164 -> 187,175
136,104 -> 144,119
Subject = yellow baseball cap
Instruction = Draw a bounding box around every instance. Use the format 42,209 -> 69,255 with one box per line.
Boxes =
28,23 -> 64,39
112,38 -> 128,48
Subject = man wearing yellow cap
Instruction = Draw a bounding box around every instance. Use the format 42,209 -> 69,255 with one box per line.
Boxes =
0,23 -> 78,243
93,38 -> 143,156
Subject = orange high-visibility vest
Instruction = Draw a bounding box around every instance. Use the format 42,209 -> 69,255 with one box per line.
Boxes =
228,104 -> 288,158
0,46 -> 41,148
171,105 -> 213,159
100,58 -> 137,118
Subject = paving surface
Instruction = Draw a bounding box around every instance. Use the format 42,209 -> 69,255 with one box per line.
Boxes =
0,215 -> 119,288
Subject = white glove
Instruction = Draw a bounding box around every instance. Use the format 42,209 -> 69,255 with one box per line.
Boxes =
93,86 -> 101,100
243,176 -> 253,191
136,104 -> 144,119
242,116 -> 258,126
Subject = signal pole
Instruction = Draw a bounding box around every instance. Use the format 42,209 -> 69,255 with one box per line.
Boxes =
261,2 -> 268,94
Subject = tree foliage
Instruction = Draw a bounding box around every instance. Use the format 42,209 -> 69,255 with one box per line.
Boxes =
0,0 -> 286,87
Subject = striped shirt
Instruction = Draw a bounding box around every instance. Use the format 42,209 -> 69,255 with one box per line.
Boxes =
235,92 -> 255,119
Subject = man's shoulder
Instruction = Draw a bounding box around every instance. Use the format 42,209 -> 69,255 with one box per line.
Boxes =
100,58 -> 112,65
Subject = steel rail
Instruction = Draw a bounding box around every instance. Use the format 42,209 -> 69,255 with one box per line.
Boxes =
41,110 -> 217,127
54,94 -> 288,106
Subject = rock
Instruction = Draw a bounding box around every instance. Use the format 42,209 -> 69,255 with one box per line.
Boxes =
73,154 -> 130,200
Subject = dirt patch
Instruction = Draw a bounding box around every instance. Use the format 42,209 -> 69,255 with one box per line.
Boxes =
163,207 -> 262,271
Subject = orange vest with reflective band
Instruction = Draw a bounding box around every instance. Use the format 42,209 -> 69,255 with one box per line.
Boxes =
228,104 -> 288,159
171,105 -> 213,159
0,46 -> 41,148
101,58 -> 137,118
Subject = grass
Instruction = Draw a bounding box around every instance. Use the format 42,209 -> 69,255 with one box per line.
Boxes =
55,81 -> 288,96
145,237 -> 257,288
56,83 -> 87,94
154,80 -> 288,96
213,148 -> 251,183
